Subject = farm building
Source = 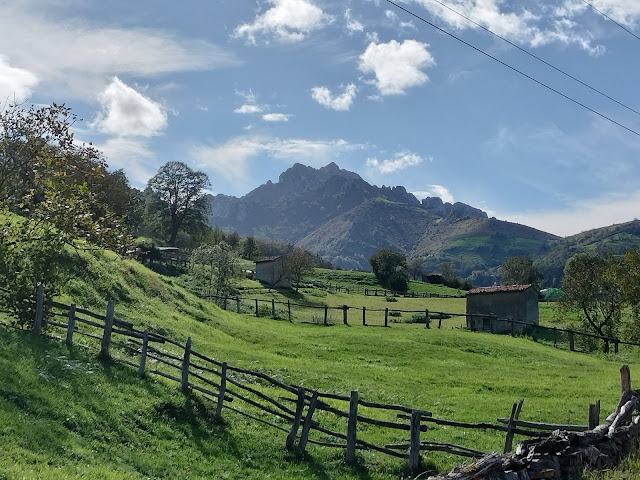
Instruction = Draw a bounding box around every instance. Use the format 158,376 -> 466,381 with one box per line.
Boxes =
255,256 -> 291,288
466,284 -> 539,334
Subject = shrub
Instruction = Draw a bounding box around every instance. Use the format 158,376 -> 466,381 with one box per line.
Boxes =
385,296 -> 397,302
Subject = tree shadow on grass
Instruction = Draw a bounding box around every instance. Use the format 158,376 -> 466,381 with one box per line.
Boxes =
285,449 -> 374,480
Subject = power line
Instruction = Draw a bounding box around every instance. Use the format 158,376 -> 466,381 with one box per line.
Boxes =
580,0 -> 640,42
383,0 -> 640,138
422,0 -> 640,118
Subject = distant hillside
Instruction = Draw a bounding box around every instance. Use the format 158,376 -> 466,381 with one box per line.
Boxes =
208,163 -> 640,285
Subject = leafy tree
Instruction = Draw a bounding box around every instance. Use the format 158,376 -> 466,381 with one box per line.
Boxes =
190,242 -> 239,303
559,253 -> 622,350
241,236 -> 261,260
407,258 -> 424,281
501,256 -> 543,289
438,262 -> 456,283
368,248 -> 408,292
147,162 -> 210,245
286,248 -> 314,291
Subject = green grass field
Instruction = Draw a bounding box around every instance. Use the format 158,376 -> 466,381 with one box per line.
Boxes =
2,249 -> 640,478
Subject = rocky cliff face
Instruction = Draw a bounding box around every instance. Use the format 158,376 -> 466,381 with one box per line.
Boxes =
421,197 -> 487,219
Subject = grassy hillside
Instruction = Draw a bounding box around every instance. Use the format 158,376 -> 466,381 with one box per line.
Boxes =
3,249 -> 640,478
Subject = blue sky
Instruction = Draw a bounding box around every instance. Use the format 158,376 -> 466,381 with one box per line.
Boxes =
1,0 -> 639,237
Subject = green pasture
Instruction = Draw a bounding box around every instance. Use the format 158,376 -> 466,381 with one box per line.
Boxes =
2,249 -> 640,478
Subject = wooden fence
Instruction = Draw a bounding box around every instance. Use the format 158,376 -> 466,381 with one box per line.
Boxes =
19,284 -> 614,476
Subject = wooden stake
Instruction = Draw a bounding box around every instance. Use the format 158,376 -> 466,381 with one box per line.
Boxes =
362,307 -> 366,326
346,390 -> 359,465
588,400 -> 601,429
324,305 -> 328,325
139,330 -> 149,377
343,305 -> 348,325
99,300 -> 115,359
181,337 -> 192,392
425,310 -> 430,329
299,391 -> 319,451
569,331 -> 575,351
65,304 -> 76,346
255,299 -> 259,317
288,300 -> 291,322
620,365 -> 631,394
503,398 -> 524,453
216,362 -> 227,417
385,308 -> 388,327
409,410 -> 422,474
271,299 -> 275,318
34,284 -> 44,335
286,387 -> 305,451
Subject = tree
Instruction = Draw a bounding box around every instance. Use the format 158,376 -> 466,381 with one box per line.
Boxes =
190,242 -> 239,303
286,248 -> 314,290
501,256 -> 543,289
241,236 -> 261,260
407,258 -> 424,281
438,262 -> 456,283
368,248 -> 408,292
147,162 -> 210,245
559,253 -> 622,350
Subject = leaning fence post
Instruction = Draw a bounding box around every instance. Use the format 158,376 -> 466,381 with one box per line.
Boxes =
588,400 -> 601,429
99,300 -> 115,359
385,308 -> 389,327
288,300 -> 292,322
216,362 -> 227,417
299,391 -> 319,451
621,365 -> 631,394
343,305 -> 348,325
34,284 -> 44,335
346,390 -> 359,465
181,337 -> 192,392
503,398 -> 524,453
65,304 -> 76,346
139,330 -> 149,377
286,387 -> 306,451
409,410 -> 422,474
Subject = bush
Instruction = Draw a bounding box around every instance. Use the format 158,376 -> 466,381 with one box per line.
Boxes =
388,310 -> 402,317
385,296 -> 397,302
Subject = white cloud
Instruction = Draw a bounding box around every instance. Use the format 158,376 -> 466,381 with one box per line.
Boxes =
408,0 -> 603,54
234,104 -> 263,114
411,185 -> 454,204
366,151 -> 424,173
91,77 -> 167,137
558,0 -> 640,27
262,113 -> 290,122
192,136 -> 362,180
95,137 -> 156,188
358,40 -> 435,95
233,0 -> 333,44
501,190 -> 640,237
311,84 -> 357,111
0,3 -> 238,100
345,9 -> 364,33
0,55 -> 39,105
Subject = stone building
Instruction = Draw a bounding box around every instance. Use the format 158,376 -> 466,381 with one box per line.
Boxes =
255,256 -> 291,288
466,284 -> 539,334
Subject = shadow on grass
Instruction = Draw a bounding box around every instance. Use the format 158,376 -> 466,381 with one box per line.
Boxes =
286,449 -> 374,480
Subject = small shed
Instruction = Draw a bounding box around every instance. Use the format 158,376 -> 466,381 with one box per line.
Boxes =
466,284 -> 538,334
255,255 -> 291,288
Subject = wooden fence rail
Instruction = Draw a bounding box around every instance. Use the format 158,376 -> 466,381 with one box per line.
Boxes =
20,285 -> 614,476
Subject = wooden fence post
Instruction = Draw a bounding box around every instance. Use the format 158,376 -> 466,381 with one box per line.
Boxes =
438,317 -> 442,329
271,299 -> 275,318
621,365 -> 631,394
288,300 -> 292,322
255,299 -> 259,317
181,337 -> 192,392
65,304 -> 76,346
615,338 -> 619,354
503,398 -> 524,453
385,308 -> 388,327
409,410 -> 422,474
216,362 -> 227,417
362,307 -> 366,326
343,305 -> 348,325
299,391 -> 319,452
346,390 -> 358,465
236,296 -> 240,314
99,300 -> 115,359
286,387 -> 306,451
510,320 -> 515,337
34,284 -> 44,335
139,330 -> 149,377
569,331 -> 575,351
324,306 -> 328,325
553,327 -> 558,347
588,400 -> 601,429
425,309 -> 430,329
